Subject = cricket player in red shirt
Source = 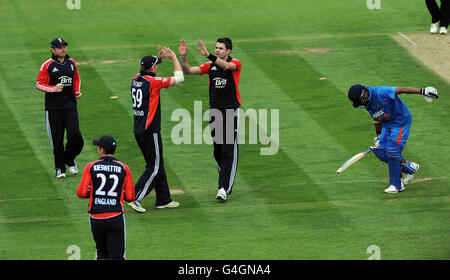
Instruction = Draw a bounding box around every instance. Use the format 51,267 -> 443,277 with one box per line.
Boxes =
36,38 -> 84,179
178,37 -> 242,201
127,47 -> 184,213
77,136 -> 135,260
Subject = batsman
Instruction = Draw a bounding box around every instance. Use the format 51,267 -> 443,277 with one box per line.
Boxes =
347,84 -> 439,193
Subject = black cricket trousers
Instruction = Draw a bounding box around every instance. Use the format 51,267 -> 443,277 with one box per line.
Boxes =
89,213 -> 126,260
210,108 -> 240,195
45,109 -> 84,172
134,131 -> 172,206
426,0 -> 450,27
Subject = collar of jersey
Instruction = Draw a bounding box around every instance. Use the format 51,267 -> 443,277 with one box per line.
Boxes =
141,72 -> 156,77
51,54 -> 70,65
364,87 -> 373,108
100,156 -> 116,161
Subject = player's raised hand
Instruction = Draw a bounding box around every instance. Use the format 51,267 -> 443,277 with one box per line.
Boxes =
157,45 -> 164,60
163,47 -> 176,59
424,87 -> 439,99
178,39 -> 187,56
197,39 -> 209,57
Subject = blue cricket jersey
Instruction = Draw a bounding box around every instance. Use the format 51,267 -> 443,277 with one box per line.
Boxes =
364,86 -> 412,128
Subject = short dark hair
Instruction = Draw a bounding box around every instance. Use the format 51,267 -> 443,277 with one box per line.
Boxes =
102,146 -> 116,155
217,37 -> 232,50
140,65 -> 148,75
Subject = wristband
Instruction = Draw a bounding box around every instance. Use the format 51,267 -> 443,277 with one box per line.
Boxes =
420,88 -> 425,95
207,53 -> 217,62
180,55 -> 185,59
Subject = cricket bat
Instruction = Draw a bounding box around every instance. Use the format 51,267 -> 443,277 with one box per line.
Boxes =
336,147 -> 373,174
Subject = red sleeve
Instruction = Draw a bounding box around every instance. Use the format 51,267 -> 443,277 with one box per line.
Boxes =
77,163 -> 94,198
151,77 -> 172,90
230,59 -> 241,72
123,165 -> 135,202
36,59 -> 58,93
70,59 -> 81,93
198,62 -> 212,75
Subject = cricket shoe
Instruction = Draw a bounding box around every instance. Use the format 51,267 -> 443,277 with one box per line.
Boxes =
216,188 -> 227,201
402,161 -> 419,185
68,165 -> 78,175
56,169 -> 66,179
384,182 -> 405,194
430,22 -> 439,33
128,200 -> 146,213
155,201 -> 180,209
440,26 -> 448,34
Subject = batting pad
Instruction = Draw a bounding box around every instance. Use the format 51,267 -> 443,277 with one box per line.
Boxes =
388,158 -> 402,189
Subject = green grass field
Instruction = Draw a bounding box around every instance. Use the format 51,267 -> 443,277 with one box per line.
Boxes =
0,0 -> 449,260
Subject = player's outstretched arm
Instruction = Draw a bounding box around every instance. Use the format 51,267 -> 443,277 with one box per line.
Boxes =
178,39 -> 202,75
198,39 -> 237,71
163,47 -> 184,86
395,87 -> 422,95
395,87 -> 439,99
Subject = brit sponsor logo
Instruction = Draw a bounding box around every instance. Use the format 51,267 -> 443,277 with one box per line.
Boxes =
58,76 -> 73,86
213,77 -> 227,89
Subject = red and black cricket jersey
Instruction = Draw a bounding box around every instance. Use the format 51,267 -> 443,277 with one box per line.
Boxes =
130,73 -> 172,134
36,54 -> 81,110
77,156 -> 135,219
198,56 -> 242,109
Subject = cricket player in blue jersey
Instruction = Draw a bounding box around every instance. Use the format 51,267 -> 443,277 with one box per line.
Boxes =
348,84 -> 439,193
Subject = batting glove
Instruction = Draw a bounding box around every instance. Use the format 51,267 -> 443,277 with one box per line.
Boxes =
374,135 -> 380,147
421,87 -> 439,99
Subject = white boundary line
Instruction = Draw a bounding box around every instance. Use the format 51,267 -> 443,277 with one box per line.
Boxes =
398,32 -> 417,47
436,37 -> 448,45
